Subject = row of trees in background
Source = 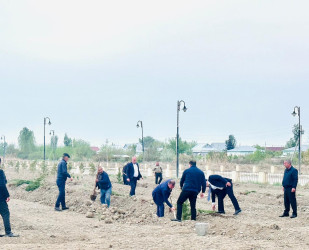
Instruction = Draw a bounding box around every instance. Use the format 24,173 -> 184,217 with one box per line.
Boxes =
0,128 -> 95,161
0,124 -> 303,163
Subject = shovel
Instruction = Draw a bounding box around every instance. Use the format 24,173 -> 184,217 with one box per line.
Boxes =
90,173 -> 99,201
170,196 -> 177,219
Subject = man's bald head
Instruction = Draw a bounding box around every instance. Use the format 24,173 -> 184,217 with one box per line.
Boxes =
132,156 -> 137,164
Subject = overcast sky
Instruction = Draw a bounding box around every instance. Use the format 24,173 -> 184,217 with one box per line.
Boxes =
0,0 -> 309,147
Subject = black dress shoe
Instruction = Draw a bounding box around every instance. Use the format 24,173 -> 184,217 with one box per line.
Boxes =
54,207 -> 62,212
290,214 -> 297,218
279,214 -> 289,217
62,207 -> 69,210
217,211 -> 225,214
171,219 -> 181,222
234,209 -> 242,215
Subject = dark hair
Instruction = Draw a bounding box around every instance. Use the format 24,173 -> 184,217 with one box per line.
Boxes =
189,160 -> 196,166
168,180 -> 176,186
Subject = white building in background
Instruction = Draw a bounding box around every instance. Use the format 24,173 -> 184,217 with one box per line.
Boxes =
227,146 -> 257,156
123,143 -> 143,155
192,143 -> 226,156
282,145 -> 309,156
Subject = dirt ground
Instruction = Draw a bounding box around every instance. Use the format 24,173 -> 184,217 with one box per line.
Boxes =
1,166 -> 309,250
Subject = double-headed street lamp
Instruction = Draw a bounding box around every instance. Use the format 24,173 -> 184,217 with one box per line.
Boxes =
44,117 -> 51,161
176,100 -> 187,178
1,135 -> 6,164
292,106 -> 302,174
136,120 -> 144,154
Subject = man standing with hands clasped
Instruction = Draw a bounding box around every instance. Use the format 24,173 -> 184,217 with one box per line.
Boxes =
279,160 -> 298,218
172,160 -> 206,222
126,156 -> 143,196
55,153 -> 73,211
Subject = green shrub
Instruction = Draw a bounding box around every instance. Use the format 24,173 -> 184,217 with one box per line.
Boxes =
89,162 -> 96,175
51,163 -> 57,175
41,161 -> 48,175
79,162 -> 85,174
15,162 -> 20,173
181,201 -> 191,220
30,160 -> 37,172
117,168 -> 122,184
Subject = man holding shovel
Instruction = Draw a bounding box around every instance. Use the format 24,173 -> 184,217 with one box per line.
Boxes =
152,179 -> 176,217
96,167 -> 112,207
55,153 -> 73,211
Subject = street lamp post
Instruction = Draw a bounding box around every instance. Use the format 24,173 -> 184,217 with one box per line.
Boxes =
136,121 -> 144,155
44,117 -> 51,161
1,135 -> 6,164
50,130 -> 55,161
176,100 -> 187,178
292,106 -> 301,174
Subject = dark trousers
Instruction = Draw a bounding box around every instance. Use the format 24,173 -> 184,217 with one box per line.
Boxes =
55,179 -> 66,208
213,185 -> 240,212
284,187 -> 297,215
155,202 -> 165,217
129,177 -> 138,196
0,201 -> 11,234
155,173 -> 163,184
176,190 -> 197,221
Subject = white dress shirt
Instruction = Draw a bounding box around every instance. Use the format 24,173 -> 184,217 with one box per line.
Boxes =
133,163 -> 139,177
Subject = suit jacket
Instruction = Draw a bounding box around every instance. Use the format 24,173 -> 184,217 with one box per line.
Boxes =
180,165 -> 206,194
56,159 -> 71,181
126,162 -> 142,180
152,179 -> 173,208
208,175 -> 232,188
208,175 -> 232,203
0,169 -> 10,202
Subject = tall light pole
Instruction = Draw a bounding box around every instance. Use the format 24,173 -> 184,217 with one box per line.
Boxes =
176,100 -> 187,178
44,117 -> 51,161
50,130 -> 55,161
292,106 -> 302,174
1,135 -> 6,164
136,121 -> 144,155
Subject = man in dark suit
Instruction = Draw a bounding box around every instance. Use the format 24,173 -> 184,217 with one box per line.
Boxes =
0,158 -> 18,237
172,160 -> 206,222
126,156 -> 143,196
279,160 -> 298,218
207,174 -> 241,215
55,153 -> 73,211
152,179 -> 176,217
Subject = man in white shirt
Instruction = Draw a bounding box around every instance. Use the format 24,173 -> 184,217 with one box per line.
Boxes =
126,156 -> 143,196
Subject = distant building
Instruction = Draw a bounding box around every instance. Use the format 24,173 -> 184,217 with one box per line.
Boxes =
192,143 -> 226,156
282,145 -> 309,156
227,146 -> 257,156
90,146 -> 100,154
123,143 -> 143,155
265,147 -> 284,152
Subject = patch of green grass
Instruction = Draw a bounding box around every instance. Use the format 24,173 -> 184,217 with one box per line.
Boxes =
11,179 -> 32,187
243,190 -> 257,195
112,191 -> 124,197
272,183 -> 281,186
10,176 -> 44,192
198,209 -> 215,214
